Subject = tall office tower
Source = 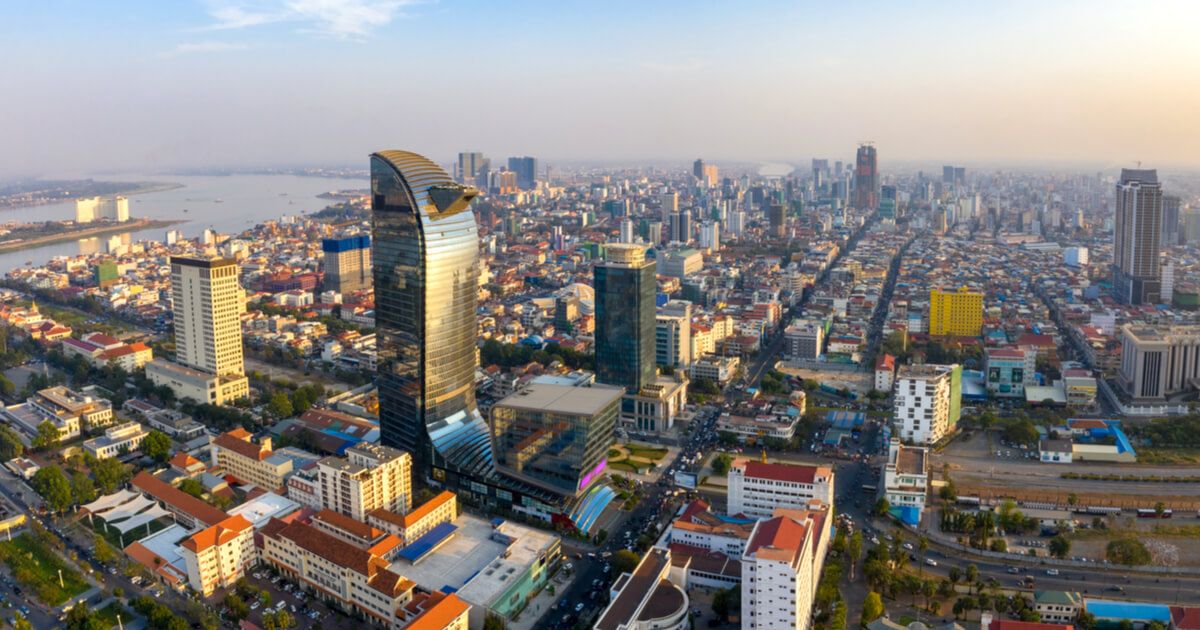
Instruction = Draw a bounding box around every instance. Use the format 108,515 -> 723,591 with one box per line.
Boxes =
506,156 -> 538,190
619,218 -> 635,243
954,167 -> 965,186
878,185 -> 898,219
699,220 -> 720,252
372,150 -> 494,480
554,295 -> 580,334
668,211 -> 691,243
647,221 -> 663,245
1163,195 -> 1181,246
455,152 -> 485,185
767,203 -> 786,237
853,143 -> 879,210
660,191 -> 679,223
942,166 -> 955,185
594,244 -> 656,393
1184,207 -> 1200,244
322,235 -> 372,294
728,209 -> 746,236
833,161 -> 843,178
811,159 -> 829,190
693,159 -> 705,180
172,256 -> 245,377
1112,169 -> 1163,305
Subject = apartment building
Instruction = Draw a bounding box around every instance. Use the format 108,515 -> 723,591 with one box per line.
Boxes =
784,319 -> 824,361
595,548 -> 689,630
179,514 -> 256,596
740,504 -> 830,630
727,459 -> 834,520
260,518 -> 416,626
893,363 -> 962,444
210,429 -> 294,492
928,287 -> 983,337
314,444 -> 413,521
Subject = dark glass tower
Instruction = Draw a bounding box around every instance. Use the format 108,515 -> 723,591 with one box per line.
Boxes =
372,150 -> 494,480
853,143 -> 879,210
594,244 -> 656,393
1112,168 -> 1163,305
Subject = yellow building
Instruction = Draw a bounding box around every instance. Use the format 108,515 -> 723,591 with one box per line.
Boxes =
928,287 -> 983,337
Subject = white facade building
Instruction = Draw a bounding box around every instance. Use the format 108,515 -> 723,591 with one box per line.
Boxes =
893,364 -> 960,445
727,459 -> 834,520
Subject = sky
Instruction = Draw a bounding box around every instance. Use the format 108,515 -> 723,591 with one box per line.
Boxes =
3,0 -> 1200,178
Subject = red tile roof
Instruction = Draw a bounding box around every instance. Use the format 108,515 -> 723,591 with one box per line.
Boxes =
1171,606 -> 1200,630
405,593 -> 470,630
182,514 -> 253,553
741,461 -> 824,484
214,430 -> 271,461
745,515 -> 809,565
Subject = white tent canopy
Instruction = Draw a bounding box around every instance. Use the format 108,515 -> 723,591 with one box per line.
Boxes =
99,494 -> 157,523
111,505 -> 172,534
81,489 -> 138,516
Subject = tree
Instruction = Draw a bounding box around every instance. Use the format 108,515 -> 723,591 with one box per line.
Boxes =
32,420 -> 60,451
141,430 -> 172,462
965,564 -> 979,592
32,465 -> 73,512
92,457 -> 131,494
917,536 -> 929,573
874,497 -> 891,517
861,592 -> 885,624
1106,538 -> 1151,566
1003,420 -> 1040,446
1155,502 -> 1166,518
611,550 -> 640,576
482,613 -> 507,630
0,425 -> 23,460
224,593 -> 249,620
267,391 -> 294,418
847,532 -> 863,580
711,453 -> 733,476
830,599 -> 847,630
712,586 -> 740,620
1067,493 -> 1078,507
71,471 -> 96,504
1049,535 -> 1071,559
65,602 -> 109,630
93,534 -> 117,564
178,478 -> 206,499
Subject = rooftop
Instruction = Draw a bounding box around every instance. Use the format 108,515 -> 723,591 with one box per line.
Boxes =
737,459 -> 830,485
493,382 -> 623,416
595,548 -> 672,630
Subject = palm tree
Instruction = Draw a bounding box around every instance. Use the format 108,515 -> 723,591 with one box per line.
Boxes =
965,564 -> 979,593
917,536 -> 929,575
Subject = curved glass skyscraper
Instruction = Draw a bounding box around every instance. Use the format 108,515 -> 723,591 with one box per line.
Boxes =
371,150 -> 494,480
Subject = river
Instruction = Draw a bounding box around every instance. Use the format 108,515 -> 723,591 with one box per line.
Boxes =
0,174 -> 367,272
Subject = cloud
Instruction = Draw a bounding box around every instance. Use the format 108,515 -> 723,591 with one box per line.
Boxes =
164,41 -> 252,56
201,0 -> 419,38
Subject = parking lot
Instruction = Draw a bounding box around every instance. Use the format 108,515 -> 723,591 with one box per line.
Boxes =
229,569 -> 358,630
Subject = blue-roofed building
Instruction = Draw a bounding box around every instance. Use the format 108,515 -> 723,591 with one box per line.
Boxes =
321,234 -> 372,294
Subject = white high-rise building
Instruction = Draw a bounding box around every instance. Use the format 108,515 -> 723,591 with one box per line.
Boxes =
165,229 -> 183,245
741,504 -> 830,630
313,444 -> 413,521
172,257 -> 244,376
893,364 -> 961,445
656,312 -> 692,369
660,191 -> 679,223
728,209 -> 746,236
620,218 -> 635,243
75,196 -> 129,223
1063,247 -> 1089,268
699,220 -> 720,252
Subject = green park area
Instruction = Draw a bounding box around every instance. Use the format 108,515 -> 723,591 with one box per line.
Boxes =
607,442 -> 668,474
0,533 -> 89,606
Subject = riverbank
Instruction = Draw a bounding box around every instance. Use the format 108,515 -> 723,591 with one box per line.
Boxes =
0,181 -> 184,212
0,218 -> 184,254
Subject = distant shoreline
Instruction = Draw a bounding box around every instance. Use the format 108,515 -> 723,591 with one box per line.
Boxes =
0,181 -> 185,212
0,218 -> 185,254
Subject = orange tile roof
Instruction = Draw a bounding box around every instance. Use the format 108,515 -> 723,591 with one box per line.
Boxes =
182,514 -> 253,553
131,471 -> 228,526
745,514 -> 810,565
401,491 -> 456,528
405,593 -> 470,630
313,509 -> 384,541
214,430 -> 271,461
170,452 -> 203,470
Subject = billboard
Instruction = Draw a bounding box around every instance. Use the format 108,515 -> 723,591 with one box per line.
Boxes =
674,471 -> 698,490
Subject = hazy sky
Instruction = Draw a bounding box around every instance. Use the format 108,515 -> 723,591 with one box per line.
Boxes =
4,0 -> 1200,178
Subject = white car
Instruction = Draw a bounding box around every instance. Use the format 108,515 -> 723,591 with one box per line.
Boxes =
925,558 -> 938,567
1046,569 -> 1060,576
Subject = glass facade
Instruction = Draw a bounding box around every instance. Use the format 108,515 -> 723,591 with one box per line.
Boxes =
594,260 -> 657,393
372,151 -> 493,478
490,387 -> 620,495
